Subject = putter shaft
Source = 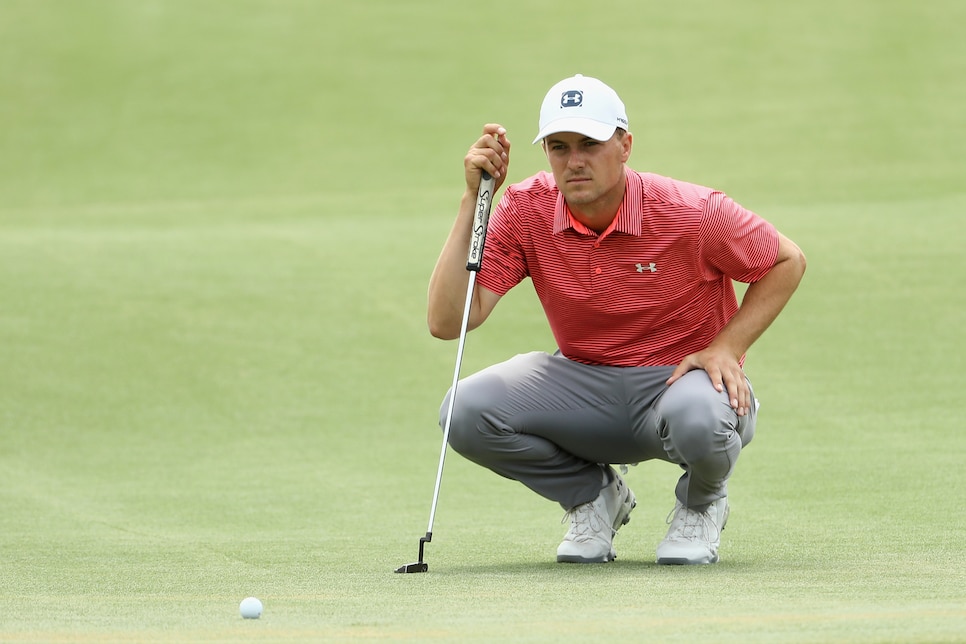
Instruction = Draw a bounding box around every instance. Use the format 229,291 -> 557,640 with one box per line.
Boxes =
395,172 -> 494,574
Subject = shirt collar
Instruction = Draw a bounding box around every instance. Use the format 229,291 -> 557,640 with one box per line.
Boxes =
553,167 -> 643,237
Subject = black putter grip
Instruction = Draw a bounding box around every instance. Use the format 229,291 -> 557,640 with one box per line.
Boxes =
466,171 -> 496,272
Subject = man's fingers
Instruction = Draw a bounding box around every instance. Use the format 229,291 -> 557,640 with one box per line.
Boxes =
666,358 -> 696,386
722,369 -> 750,416
669,353 -> 751,416
708,366 -> 726,394
465,150 -> 505,184
467,126 -> 510,180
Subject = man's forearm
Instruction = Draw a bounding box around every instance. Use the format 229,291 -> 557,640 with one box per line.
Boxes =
427,190 -> 479,339
712,236 -> 807,359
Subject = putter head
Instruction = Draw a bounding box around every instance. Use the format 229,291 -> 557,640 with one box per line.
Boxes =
394,533 -> 432,573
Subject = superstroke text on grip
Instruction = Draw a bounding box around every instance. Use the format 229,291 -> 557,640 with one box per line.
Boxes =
467,171 -> 495,271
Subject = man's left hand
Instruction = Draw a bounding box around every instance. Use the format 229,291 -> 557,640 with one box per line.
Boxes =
666,349 -> 752,417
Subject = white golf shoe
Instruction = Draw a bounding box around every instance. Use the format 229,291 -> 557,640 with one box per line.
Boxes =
656,496 -> 729,565
556,468 -> 637,564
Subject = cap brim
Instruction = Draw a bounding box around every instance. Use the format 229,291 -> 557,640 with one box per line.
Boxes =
532,118 -> 617,145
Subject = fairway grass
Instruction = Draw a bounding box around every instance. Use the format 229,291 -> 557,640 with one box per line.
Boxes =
1,193 -> 962,642
2,1 -> 964,642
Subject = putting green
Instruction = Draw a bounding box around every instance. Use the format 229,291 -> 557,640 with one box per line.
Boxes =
1,1 -> 963,641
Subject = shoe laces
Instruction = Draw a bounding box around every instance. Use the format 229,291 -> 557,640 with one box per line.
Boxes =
665,504 -> 718,543
562,500 -> 611,540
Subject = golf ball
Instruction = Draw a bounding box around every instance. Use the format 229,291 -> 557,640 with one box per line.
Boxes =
239,596 -> 263,619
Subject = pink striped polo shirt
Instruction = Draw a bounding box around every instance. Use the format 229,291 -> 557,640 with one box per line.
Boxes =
476,167 -> 779,367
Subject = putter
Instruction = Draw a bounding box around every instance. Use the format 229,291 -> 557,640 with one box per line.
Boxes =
395,171 -> 496,574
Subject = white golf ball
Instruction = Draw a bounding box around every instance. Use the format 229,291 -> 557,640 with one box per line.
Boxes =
239,596 -> 263,619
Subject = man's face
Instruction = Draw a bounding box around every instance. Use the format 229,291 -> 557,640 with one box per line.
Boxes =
543,130 -> 632,209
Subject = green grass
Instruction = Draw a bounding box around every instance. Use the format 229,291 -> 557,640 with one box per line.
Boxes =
1,0 -> 964,642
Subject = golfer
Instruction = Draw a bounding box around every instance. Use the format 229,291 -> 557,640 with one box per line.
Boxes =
427,75 -> 806,564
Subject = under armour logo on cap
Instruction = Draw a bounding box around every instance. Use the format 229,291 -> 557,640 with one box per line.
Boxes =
560,90 -> 583,108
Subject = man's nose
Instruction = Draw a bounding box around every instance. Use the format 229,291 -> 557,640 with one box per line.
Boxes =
567,149 -> 585,169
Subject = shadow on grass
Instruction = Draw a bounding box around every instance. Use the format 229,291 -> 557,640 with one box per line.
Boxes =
412,557 -> 753,577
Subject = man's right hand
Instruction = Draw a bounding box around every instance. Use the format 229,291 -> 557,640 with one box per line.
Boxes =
464,124 -> 511,194
427,124 -> 509,339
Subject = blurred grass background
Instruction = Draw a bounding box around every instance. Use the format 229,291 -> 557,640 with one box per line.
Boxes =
1,0 -> 963,641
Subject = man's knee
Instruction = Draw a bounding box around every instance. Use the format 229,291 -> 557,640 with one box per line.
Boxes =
656,370 -> 737,458
438,374 -> 506,462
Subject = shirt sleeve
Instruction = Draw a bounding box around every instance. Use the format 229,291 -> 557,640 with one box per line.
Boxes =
699,191 -> 780,283
475,189 -> 529,296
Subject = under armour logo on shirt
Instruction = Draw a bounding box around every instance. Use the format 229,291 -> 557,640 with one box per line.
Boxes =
636,263 -> 657,273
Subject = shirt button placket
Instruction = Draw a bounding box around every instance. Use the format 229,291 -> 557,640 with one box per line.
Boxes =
592,239 -> 602,282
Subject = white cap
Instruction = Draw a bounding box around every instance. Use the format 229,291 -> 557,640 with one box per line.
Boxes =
532,74 -> 628,144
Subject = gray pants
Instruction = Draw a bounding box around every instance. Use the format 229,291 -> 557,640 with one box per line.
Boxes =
439,351 -> 757,511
